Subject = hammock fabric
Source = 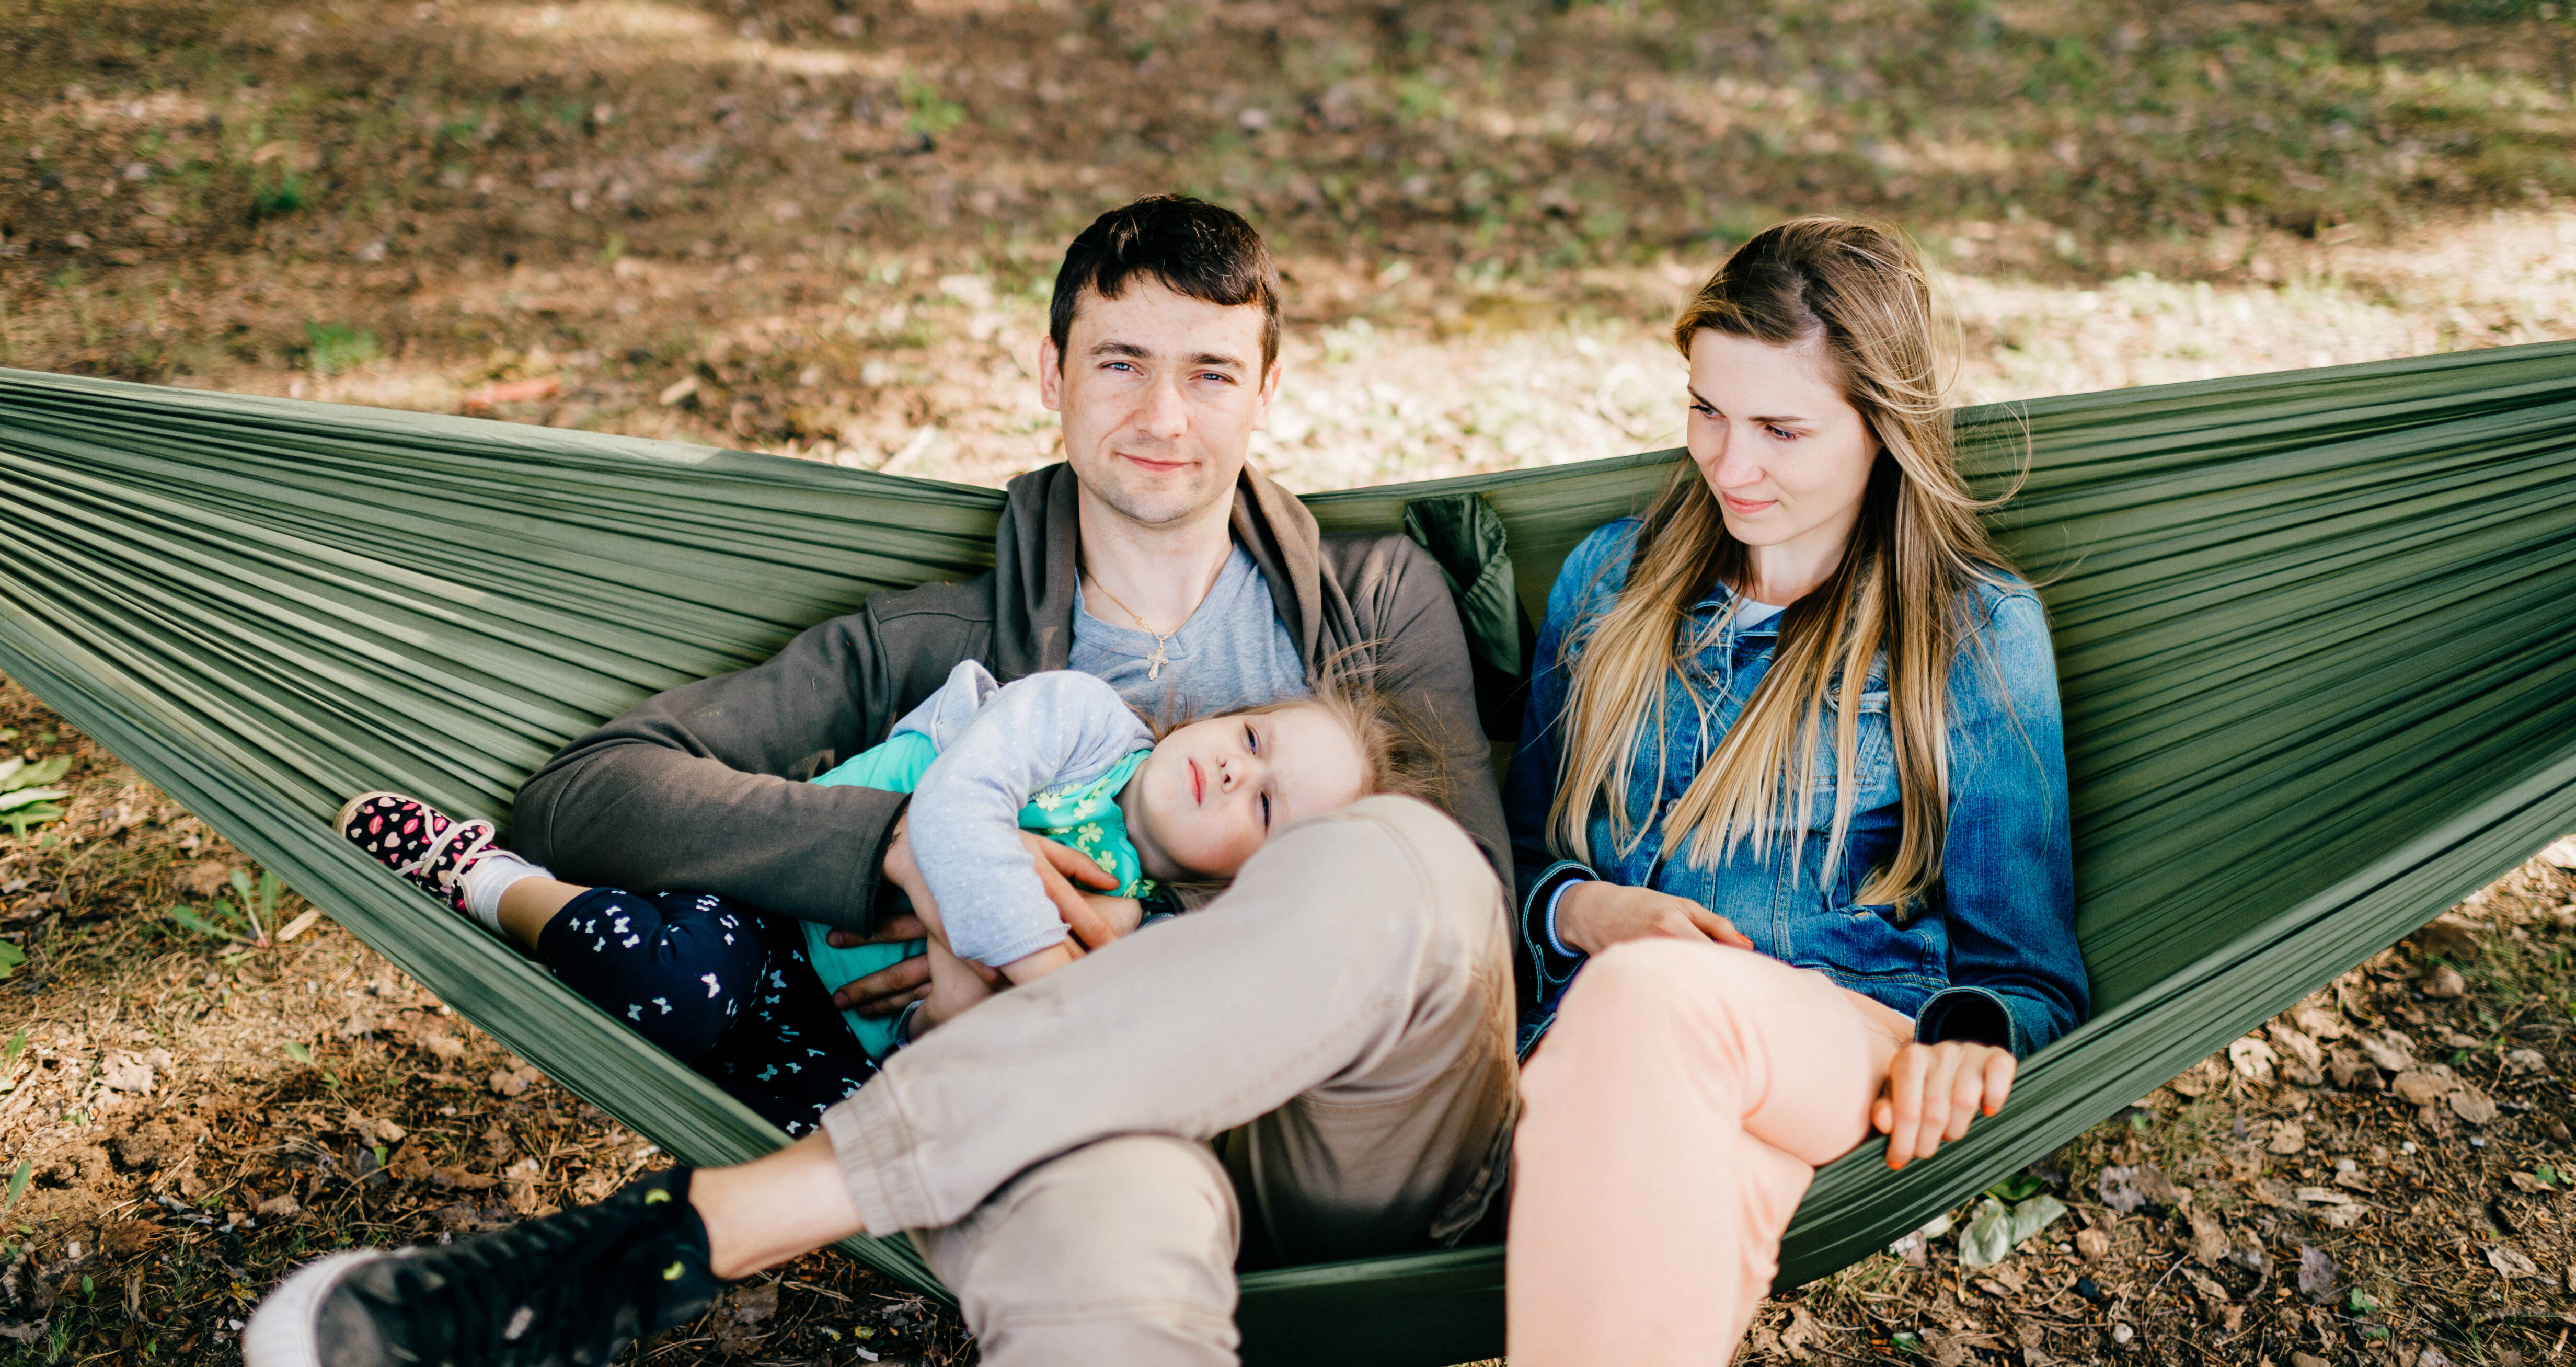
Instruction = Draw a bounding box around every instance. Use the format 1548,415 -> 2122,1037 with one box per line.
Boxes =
3,342 -> 2574,1366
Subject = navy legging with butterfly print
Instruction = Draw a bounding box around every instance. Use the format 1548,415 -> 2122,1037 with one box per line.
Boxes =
534,888 -> 877,1134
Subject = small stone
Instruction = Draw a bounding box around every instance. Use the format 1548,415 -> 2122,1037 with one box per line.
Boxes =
2421,963 -> 2467,998
255,1193 -> 300,1219
2268,1120 -> 2307,1155
2076,1227 -> 2111,1261
2538,836 -> 2576,869
2504,1048 -> 2549,1076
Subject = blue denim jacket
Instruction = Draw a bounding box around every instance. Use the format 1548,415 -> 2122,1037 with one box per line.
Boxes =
1506,519 -> 2088,1060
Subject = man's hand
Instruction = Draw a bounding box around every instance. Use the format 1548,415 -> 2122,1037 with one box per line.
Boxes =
1018,831 -> 1122,951
827,910 -> 935,1016
1872,1040 -> 2017,1170
828,825 -> 1131,1016
1554,881 -> 1755,956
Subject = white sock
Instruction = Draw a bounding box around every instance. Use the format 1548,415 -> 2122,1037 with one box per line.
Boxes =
458,853 -> 549,936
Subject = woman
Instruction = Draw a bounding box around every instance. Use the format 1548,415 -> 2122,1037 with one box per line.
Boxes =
1503,217 -> 2088,1364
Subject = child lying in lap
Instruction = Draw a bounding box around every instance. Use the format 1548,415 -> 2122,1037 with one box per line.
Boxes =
335,662 -> 1433,1134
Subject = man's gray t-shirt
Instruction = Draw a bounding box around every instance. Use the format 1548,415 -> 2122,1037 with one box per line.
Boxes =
1070,543 -> 1306,719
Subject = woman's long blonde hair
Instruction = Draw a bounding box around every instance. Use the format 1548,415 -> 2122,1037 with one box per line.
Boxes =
1546,217 -> 2016,914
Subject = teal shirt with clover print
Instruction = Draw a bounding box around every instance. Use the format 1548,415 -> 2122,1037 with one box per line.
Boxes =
801,662 -> 1159,1060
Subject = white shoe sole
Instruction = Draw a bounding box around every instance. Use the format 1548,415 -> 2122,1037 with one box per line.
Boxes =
243,1249 -> 389,1367
334,790 -> 407,835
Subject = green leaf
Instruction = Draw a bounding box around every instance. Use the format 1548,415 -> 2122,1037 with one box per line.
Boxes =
2,802 -> 63,836
2,1028 -> 25,1066
0,756 -> 71,792
1958,1197 -> 2013,1268
282,1042 -> 313,1065
0,787 -> 68,812
0,941 -> 21,980
0,758 -> 24,788
2006,1193 -> 2068,1247
230,867 -> 255,906
2,1159 -> 28,1211
170,905 -> 249,943
2347,1287 -> 2378,1315
1984,1173 -> 2046,1203
2537,1165 -> 2561,1186
1890,1329 -> 1926,1356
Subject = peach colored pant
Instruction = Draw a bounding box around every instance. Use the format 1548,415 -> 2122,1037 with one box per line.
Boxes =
1508,938 -> 1915,1366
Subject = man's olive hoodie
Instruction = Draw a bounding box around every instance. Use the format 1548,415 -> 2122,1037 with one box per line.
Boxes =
511,462 -> 1508,932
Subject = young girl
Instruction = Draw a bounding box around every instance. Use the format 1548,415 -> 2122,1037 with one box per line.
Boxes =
337,661 -> 1438,1133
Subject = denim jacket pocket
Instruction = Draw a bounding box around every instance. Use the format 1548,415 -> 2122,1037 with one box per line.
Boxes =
1806,685 -> 1900,832
1788,893 -> 1947,992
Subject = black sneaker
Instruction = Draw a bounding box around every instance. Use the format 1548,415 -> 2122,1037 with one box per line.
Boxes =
243,1168 -> 726,1367
336,791 -> 502,915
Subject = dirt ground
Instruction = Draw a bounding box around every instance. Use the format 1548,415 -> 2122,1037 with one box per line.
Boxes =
10,1 -> 2576,1364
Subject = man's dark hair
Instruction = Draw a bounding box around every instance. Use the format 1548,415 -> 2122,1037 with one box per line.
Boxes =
1049,195 -> 1281,371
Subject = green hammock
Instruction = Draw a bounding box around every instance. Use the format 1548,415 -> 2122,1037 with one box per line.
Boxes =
2,341 -> 2573,1366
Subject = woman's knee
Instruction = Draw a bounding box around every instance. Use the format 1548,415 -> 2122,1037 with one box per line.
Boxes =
1555,939 -> 1753,1036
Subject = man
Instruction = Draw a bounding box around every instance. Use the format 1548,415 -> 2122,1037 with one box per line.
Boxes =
247,197 -> 1517,1367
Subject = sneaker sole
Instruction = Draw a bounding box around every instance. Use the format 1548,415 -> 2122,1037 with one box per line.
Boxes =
243,1249 -> 389,1367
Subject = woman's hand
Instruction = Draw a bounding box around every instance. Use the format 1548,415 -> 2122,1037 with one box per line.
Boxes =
1554,881 -> 1755,956
1871,1040 -> 2017,1170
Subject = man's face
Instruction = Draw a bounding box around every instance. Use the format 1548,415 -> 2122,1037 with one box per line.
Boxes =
1039,278 -> 1280,528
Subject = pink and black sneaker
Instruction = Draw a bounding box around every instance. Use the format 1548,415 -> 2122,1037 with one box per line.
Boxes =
336,791 -> 501,914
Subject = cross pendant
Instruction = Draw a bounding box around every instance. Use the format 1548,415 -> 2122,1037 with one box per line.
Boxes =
1146,644 -> 1168,681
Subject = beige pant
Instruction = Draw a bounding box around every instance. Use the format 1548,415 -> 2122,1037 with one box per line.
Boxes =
1508,939 -> 1915,1366
820,795 -> 1517,1366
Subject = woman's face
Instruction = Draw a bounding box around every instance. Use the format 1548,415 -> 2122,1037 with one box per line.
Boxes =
1685,328 -> 1881,571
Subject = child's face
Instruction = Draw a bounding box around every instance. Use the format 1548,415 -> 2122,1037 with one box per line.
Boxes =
1123,703 -> 1368,881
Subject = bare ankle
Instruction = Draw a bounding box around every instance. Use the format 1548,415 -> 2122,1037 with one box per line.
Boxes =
685,1134 -> 867,1280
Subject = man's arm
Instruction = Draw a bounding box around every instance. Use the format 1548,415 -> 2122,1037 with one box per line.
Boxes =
510,604 -> 942,932
1330,534 -> 1511,881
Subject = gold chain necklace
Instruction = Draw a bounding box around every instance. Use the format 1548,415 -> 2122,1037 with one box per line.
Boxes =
1082,568 -> 1180,681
